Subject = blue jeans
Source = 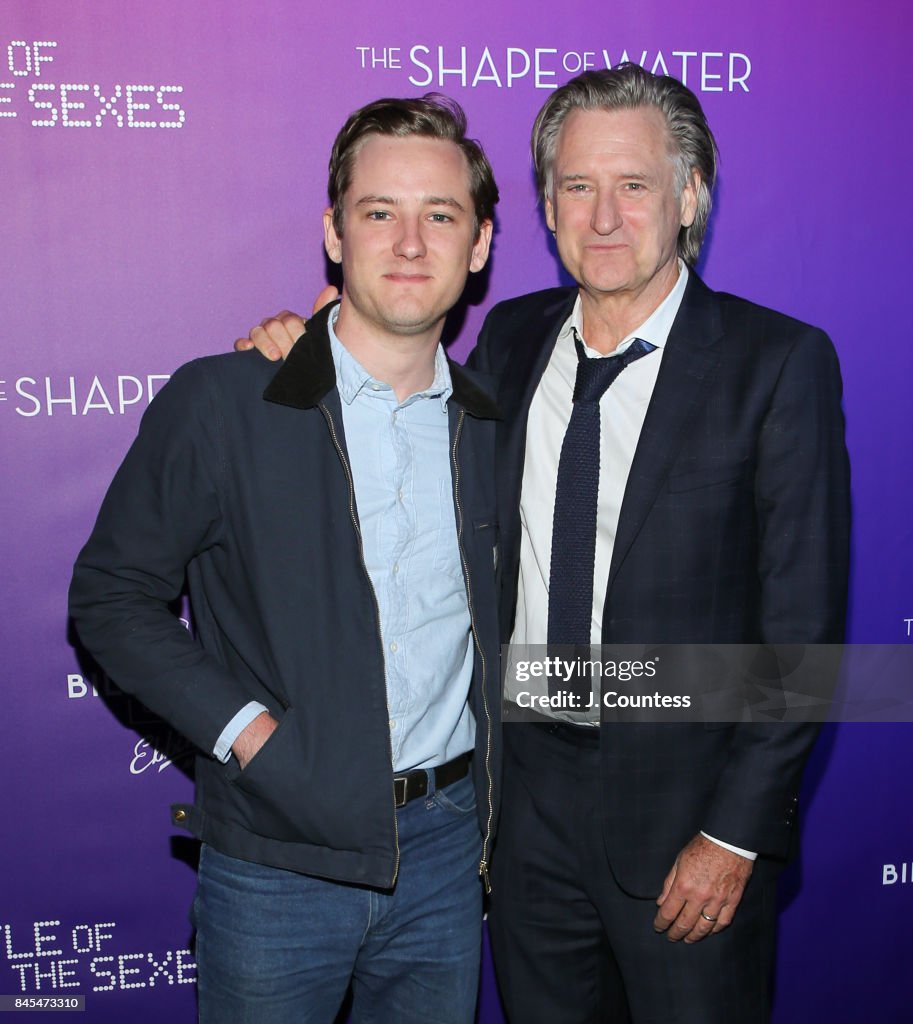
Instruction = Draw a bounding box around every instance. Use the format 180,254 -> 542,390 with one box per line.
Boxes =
192,773 -> 482,1024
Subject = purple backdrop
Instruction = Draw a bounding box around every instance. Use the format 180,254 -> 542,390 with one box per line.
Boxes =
3,1 -> 911,1020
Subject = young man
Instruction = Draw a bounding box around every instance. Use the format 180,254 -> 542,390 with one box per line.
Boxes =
69,94 -> 502,1024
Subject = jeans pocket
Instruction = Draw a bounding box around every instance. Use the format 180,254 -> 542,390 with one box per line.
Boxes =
432,774 -> 477,816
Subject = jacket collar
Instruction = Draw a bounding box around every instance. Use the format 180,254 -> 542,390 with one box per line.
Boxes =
448,358 -> 501,419
263,301 -> 500,420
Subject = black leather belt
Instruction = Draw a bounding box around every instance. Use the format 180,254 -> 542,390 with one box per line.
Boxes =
393,751 -> 472,808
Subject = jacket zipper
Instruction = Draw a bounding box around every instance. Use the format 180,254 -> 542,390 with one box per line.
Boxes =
451,409 -> 495,894
319,402 -> 400,887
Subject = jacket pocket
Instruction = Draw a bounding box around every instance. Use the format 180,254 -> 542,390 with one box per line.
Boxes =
666,463 -> 745,493
227,707 -> 312,840
472,516 -> 500,576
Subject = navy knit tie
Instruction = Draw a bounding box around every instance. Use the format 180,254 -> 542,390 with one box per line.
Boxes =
547,335 -> 656,648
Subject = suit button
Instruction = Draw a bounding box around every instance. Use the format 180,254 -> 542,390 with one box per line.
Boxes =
174,809 -> 187,822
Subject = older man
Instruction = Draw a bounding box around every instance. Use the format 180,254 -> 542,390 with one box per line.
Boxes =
241,65 -> 850,1023
70,94 -> 502,1024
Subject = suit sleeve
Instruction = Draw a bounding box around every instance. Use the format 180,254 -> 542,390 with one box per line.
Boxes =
702,327 -> 851,855
68,360 -> 256,756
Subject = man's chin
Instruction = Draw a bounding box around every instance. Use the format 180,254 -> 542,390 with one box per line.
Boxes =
376,302 -> 448,337
576,257 -> 635,290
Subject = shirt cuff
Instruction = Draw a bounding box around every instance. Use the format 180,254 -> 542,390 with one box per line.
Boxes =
213,702 -> 270,763
700,831 -> 757,861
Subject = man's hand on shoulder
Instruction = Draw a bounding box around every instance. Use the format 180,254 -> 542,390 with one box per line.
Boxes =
234,310 -> 306,362
232,710 -> 279,770
232,287 -> 340,361
653,833 -> 753,944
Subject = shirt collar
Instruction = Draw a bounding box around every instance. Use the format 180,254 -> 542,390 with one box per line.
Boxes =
559,260 -> 689,357
327,305 -> 453,411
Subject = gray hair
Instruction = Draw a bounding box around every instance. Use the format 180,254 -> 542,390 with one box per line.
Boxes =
531,63 -> 718,265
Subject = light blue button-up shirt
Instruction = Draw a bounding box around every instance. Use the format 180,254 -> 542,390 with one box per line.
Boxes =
214,311 -> 476,770
328,310 -> 475,772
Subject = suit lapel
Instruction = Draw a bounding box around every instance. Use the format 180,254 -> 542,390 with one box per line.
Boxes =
607,273 -> 725,590
497,291 -> 576,608
499,291 -> 576,469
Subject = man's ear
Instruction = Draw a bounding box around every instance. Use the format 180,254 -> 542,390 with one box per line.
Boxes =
323,208 -> 342,264
544,195 -> 557,234
680,171 -> 700,229
470,219 -> 494,273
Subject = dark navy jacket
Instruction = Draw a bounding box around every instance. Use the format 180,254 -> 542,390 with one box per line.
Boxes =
471,275 -> 850,894
69,305 -> 502,889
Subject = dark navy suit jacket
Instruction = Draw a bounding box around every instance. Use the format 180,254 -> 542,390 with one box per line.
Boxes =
470,272 -> 850,895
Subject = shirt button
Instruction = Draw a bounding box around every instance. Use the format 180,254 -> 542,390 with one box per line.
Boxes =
398,490 -> 404,502
393,564 -> 400,574
390,641 -> 398,653
371,383 -> 383,392
389,719 -> 396,730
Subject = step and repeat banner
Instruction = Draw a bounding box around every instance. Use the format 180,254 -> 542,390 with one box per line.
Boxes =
2,1 -> 911,1020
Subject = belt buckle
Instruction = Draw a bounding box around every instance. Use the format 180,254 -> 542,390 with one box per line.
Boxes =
393,775 -> 408,808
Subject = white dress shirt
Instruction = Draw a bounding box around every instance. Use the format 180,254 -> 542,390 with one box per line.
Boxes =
511,264 -> 686,650
510,263 -> 755,861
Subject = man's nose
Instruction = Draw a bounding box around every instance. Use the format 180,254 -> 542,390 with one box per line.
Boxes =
393,216 -> 427,259
591,191 -> 622,235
